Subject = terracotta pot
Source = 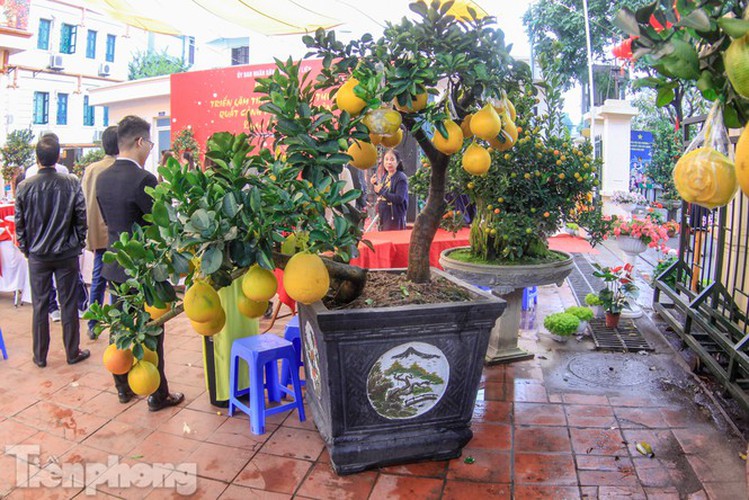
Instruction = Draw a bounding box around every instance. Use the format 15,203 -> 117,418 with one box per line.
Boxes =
605,312 -> 621,328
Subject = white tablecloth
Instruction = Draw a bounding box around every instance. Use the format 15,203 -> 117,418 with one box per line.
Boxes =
0,246 -> 94,304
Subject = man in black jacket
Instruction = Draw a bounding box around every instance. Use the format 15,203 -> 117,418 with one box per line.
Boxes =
15,134 -> 90,367
96,115 -> 183,411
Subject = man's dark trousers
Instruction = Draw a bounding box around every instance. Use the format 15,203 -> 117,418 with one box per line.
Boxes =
110,282 -> 169,400
29,256 -> 81,362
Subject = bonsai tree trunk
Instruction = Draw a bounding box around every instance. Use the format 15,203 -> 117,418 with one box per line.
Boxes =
406,126 -> 450,284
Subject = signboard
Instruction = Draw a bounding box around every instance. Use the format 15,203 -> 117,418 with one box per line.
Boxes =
630,130 -> 653,172
170,59 -> 329,151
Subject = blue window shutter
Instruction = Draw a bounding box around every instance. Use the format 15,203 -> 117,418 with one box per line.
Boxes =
37,19 -> 50,50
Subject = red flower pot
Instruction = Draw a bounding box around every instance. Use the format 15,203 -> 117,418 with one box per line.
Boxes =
605,312 -> 621,328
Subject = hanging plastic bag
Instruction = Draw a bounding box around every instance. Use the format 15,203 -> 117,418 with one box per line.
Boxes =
672,101 -> 738,209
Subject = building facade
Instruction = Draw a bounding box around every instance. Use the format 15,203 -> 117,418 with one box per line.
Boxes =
1,0 -> 127,168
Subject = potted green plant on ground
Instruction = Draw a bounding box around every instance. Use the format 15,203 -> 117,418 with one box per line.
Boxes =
565,305 -> 594,334
585,292 -> 604,318
592,263 -> 639,328
1,128 -> 34,198
543,312 -> 580,343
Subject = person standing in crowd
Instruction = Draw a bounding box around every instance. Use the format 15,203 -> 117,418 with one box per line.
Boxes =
15,134 -> 90,367
81,125 -> 118,340
96,115 -> 183,410
346,164 -> 368,214
18,133 -> 88,322
371,148 -> 409,231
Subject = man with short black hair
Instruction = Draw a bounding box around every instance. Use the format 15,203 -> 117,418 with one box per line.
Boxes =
82,125 -> 119,339
97,115 -> 183,411
15,134 -> 90,367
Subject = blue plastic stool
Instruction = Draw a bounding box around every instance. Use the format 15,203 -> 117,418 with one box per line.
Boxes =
281,316 -> 305,391
0,327 -> 7,360
228,334 -> 305,435
522,286 -> 538,311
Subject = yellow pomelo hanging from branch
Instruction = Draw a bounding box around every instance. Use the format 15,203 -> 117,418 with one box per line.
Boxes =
381,128 -> 403,148
184,281 -> 222,322
103,344 -> 134,375
145,302 -> 171,320
283,253 -> 330,305
470,103 -> 502,140
394,91 -> 428,113
237,295 -> 269,318
673,147 -> 738,209
433,120 -> 464,155
128,360 -> 160,396
191,308 -> 226,336
347,140 -> 378,170
242,264 -> 278,302
462,143 -> 491,175
735,125 -> 749,197
336,78 -> 367,116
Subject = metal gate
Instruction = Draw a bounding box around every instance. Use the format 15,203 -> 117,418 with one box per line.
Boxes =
652,116 -> 749,410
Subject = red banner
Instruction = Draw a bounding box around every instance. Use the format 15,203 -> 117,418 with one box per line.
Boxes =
170,59 -> 330,152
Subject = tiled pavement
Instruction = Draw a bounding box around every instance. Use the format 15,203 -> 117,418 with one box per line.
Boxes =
0,273 -> 747,499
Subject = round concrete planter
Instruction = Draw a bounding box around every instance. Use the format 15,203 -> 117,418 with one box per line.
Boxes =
439,247 -> 574,364
298,268 -> 506,474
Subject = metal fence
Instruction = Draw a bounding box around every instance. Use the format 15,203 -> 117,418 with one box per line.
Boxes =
652,115 -> 749,410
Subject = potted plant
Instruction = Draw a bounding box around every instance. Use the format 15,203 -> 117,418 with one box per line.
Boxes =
565,305 -> 594,334
592,263 -> 639,328
611,190 -> 648,216
584,293 -> 603,318
1,128 -> 35,198
610,215 -> 670,258
90,2 -> 526,475
543,312 -> 580,342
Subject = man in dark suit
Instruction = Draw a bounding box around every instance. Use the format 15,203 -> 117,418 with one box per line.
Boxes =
15,134 -> 90,367
96,115 -> 183,411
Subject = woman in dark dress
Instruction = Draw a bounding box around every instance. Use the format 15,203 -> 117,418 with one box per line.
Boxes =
371,148 -> 408,231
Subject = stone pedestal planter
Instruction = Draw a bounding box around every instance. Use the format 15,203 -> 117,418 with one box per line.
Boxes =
616,236 -> 647,319
439,247 -> 574,364
298,268 -> 505,475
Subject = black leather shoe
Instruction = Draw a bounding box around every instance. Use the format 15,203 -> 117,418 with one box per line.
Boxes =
118,389 -> 136,404
87,328 -> 97,340
33,358 -> 46,368
147,392 -> 184,412
67,349 -> 90,365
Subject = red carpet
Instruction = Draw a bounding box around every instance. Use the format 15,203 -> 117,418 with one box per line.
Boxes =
548,233 -> 599,254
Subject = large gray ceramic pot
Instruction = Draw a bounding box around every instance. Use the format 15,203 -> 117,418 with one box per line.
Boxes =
439,247 -> 574,364
298,268 -> 505,475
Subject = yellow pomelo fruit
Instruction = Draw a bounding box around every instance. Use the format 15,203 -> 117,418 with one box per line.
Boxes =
462,143 -> 491,175
443,0 -> 488,20
394,91 -> 428,113
460,114 -> 474,139
183,281 -> 222,323
242,264 -> 278,302
470,103 -> 502,141
283,253 -> 330,305
724,35 -> 749,98
432,120 -> 464,155
505,98 -> 517,122
237,295 -> 268,319
145,302 -> 171,320
128,360 -> 161,396
380,128 -> 403,148
191,307 -> 226,336
734,125 -> 749,197
347,140 -> 378,170
336,78 -> 366,116
132,345 -> 159,367
362,108 -> 402,135
673,147 -> 738,209
369,133 -> 383,145
103,344 -> 134,375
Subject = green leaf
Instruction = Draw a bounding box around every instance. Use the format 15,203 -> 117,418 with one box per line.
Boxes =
675,9 -> 711,32
634,2 -> 657,24
201,245 -> 223,275
612,8 -> 641,37
221,192 -> 239,218
718,17 -> 749,39
151,202 -> 170,227
256,251 -> 274,270
656,87 -> 675,107
132,343 -> 144,361
191,209 -> 211,232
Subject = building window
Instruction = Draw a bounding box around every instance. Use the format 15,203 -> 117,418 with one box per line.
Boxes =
231,46 -> 249,66
83,96 -> 95,126
37,19 -> 51,50
86,30 -> 97,59
103,106 -> 109,126
56,93 -> 68,125
60,23 -> 77,54
33,92 -> 49,125
105,34 -> 116,62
